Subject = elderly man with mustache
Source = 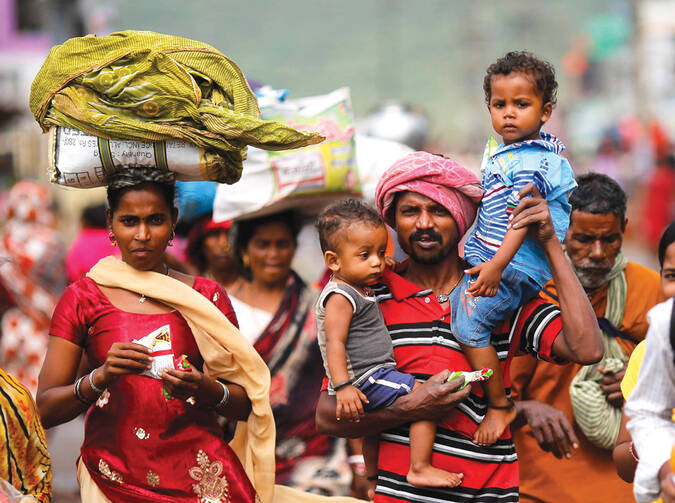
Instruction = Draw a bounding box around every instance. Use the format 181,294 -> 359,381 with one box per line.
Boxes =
510,173 -> 665,503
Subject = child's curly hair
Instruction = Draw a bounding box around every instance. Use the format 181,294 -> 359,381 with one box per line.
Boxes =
316,198 -> 383,253
483,51 -> 558,107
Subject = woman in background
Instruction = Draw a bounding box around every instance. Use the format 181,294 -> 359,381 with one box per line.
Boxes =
227,211 -> 351,496
185,216 -> 240,292
0,181 -> 66,395
0,367 -> 51,502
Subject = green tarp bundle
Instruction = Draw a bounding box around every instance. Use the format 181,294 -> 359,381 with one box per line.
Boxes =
30,30 -> 324,184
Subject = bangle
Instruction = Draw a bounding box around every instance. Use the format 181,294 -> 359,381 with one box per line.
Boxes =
348,454 -> 365,465
351,462 -> 367,477
366,475 -> 378,481
74,375 -> 92,405
629,441 -> 639,462
213,381 -> 230,409
88,369 -> 104,395
333,379 -> 353,391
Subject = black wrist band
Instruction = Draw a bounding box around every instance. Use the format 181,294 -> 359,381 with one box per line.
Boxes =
487,398 -> 515,410
333,379 -> 353,391
367,475 -> 378,481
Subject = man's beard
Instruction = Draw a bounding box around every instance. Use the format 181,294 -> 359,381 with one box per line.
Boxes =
407,229 -> 448,265
576,263 -> 612,290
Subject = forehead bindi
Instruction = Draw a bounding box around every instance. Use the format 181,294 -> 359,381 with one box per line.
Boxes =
251,221 -> 294,244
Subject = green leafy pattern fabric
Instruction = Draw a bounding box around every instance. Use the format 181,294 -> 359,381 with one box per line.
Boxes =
30,30 -> 323,184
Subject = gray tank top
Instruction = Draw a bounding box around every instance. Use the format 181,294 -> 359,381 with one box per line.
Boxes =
316,280 -> 396,391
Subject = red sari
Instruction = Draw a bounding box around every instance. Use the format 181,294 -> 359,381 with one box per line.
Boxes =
49,277 -> 257,503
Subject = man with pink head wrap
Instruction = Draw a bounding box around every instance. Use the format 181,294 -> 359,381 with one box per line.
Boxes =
375,151 -> 483,238
316,151 -> 602,503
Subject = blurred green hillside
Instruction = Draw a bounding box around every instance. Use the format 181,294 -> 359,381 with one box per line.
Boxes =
109,0 -> 622,148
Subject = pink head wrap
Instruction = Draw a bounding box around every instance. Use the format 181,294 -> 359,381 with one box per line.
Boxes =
375,152 -> 483,236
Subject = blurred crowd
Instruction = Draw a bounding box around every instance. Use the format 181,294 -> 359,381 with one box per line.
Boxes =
0,33 -> 674,503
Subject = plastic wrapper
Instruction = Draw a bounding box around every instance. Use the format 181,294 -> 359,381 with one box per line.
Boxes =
447,368 -> 493,390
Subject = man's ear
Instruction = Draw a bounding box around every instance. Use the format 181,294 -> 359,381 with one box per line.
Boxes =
324,250 -> 340,273
622,217 -> 628,233
540,102 -> 553,125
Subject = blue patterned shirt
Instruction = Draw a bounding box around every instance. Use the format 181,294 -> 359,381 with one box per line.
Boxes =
463,133 -> 577,287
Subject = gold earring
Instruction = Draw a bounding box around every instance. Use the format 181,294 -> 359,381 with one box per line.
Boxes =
109,231 -> 116,247
168,229 -> 175,247
242,255 -> 250,268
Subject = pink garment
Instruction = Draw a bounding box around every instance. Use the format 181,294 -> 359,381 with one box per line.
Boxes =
66,228 -> 120,283
49,277 -> 257,502
375,151 -> 483,236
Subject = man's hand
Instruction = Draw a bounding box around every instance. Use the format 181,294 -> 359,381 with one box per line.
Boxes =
316,370 -> 471,438
659,461 -> 675,502
517,400 -> 579,459
402,370 -> 471,421
598,367 -> 625,408
508,183 -> 555,243
465,261 -> 502,297
337,385 -> 369,422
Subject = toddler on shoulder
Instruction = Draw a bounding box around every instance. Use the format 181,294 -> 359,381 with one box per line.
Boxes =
451,51 -> 577,445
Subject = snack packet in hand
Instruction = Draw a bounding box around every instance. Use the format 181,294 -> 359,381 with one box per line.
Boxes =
161,354 -> 192,401
132,325 -> 175,379
447,368 -> 493,390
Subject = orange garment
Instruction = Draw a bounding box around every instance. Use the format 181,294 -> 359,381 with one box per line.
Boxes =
511,261 -> 664,503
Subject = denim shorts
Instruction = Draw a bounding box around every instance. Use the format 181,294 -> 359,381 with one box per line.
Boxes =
449,264 -> 540,347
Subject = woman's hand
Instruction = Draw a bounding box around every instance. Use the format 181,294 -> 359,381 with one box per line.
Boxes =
100,342 -> 152,386
316,370 -> 470,438
160,367 -> 208,402
160,364 -> 227,408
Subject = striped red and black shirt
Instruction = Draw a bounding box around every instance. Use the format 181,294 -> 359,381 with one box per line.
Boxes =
372,267 -> 563,503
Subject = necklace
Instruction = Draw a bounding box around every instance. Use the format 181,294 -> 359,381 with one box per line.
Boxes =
435,275 -> 464,304
139,264 -> 170,303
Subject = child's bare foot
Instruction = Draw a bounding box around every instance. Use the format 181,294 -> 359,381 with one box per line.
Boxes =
473,403 -> 516,446
407,463 -> 463,488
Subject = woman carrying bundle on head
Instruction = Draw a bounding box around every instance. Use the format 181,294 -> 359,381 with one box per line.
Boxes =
36,168 -> 264,503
